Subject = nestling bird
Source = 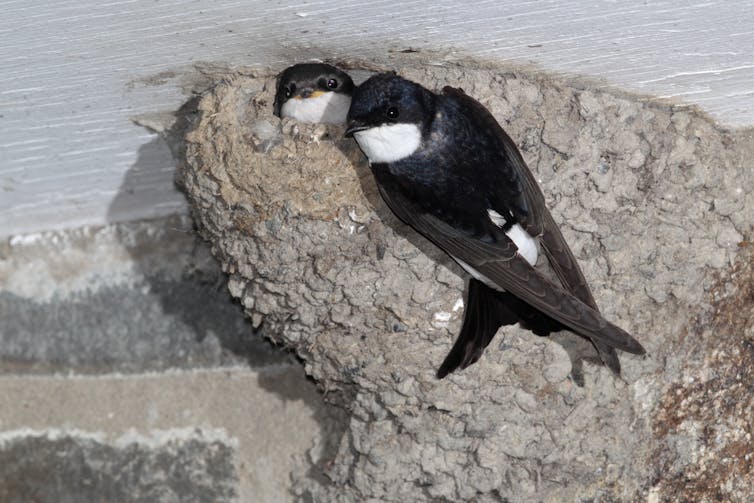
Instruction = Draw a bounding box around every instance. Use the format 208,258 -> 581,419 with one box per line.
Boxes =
273,63 -> 354,124
345,73 -> 645,378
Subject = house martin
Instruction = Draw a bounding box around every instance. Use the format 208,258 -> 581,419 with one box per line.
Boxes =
345,73 -> 645,378
273,63 -> 354,124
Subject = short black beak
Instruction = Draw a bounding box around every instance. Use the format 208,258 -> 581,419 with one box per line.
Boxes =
344,122 -> 368,138
299,88 -> 313,99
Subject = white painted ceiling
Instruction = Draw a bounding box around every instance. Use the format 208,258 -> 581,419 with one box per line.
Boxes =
2,0 -> 753,237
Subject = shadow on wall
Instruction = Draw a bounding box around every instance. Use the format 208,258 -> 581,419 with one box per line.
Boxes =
106,96 -> 351,488
105,96 -> 288,371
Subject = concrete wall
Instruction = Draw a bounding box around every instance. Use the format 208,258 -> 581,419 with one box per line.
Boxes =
0,215 -> 347,501
2,1 -> 753,238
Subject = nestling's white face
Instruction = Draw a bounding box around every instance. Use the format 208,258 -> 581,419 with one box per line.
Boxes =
353,123 -> 422,163
280,91 -> 351,124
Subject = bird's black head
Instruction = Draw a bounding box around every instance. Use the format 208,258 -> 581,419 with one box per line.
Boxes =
345,73 -> 435,137
273,63 -> 355,117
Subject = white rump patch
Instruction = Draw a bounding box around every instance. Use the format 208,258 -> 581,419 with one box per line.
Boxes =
353,123 -> 422,163
487,208 -> 508,227
487,209 -> 538,266
452,210 -> 539,291
280,92 -> 351,124
505,224 -> 538,266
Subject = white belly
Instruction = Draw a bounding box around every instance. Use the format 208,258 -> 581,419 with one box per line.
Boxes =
455,258 -> 505,292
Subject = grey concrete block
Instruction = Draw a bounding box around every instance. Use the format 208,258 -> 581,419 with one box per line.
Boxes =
0,366 -> 345,503
0,204 -> 346,502
0,431 -> 236,503
0,216 -> 288,374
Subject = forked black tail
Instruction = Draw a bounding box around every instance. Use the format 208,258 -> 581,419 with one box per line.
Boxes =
437,279 -> 565,378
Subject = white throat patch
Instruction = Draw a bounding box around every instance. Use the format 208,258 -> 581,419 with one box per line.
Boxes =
280,92 -> 351,124
353,123 -> 422,163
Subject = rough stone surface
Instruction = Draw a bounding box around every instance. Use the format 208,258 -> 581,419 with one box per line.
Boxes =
651,245 -> 754,502
176,54 -> 754,501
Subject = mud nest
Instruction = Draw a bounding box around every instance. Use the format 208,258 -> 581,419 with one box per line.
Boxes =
176,55 -> 754,501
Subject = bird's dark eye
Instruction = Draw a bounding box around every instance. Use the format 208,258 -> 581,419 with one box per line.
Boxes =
327,78 -> 338,89
386,106 -> 399,119
284,83 -> 295,98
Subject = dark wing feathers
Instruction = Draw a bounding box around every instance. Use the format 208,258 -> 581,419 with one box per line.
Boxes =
443,86 -> 596,304
442,86 -> 542,234
442,86 -> 631,372
539,210 -> 623,372
371,86 -> 643,376
377,183 -> 645,356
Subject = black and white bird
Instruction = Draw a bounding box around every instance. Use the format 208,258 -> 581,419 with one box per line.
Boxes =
345,73 -> 645,378
273,63 -> 354,124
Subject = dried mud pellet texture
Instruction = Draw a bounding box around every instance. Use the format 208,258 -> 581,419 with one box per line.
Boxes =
177,57 -> 754,502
